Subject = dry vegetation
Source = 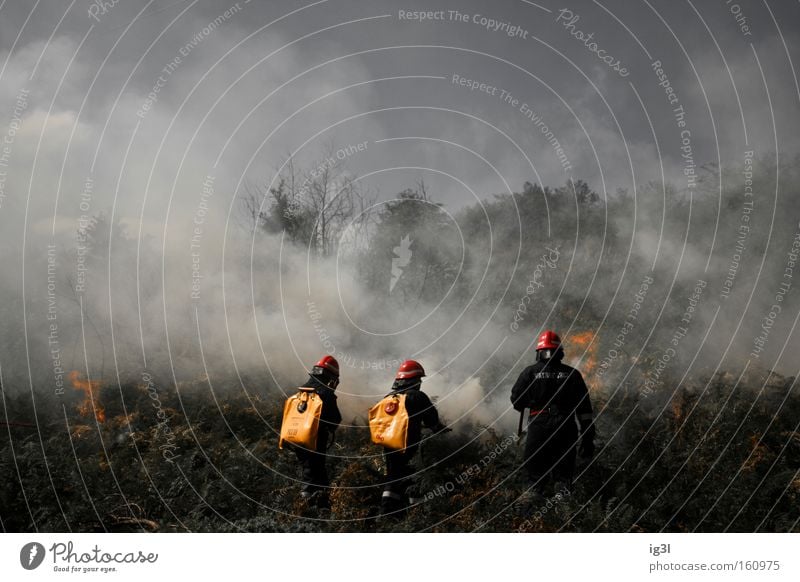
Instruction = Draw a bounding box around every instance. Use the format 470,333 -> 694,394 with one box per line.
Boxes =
1,363 -> 798,532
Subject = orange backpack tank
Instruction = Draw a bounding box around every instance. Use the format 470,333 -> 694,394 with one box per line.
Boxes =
369,393 -> 409,450
279,388 -> 323,450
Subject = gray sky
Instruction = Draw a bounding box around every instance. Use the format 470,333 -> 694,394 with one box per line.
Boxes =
1,0 -> 798,224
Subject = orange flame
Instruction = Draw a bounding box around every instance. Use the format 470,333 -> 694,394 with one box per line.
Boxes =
564,331 -> 598,384
69,371 -> 105,423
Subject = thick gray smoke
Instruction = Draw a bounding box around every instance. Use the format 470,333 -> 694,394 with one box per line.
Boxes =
1,1 -> 799,439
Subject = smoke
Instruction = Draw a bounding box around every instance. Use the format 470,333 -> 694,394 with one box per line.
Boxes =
1,1 -> 799,443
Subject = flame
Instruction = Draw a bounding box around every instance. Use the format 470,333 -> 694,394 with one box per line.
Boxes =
69,370 -> 105,423
564,331 -> 598,384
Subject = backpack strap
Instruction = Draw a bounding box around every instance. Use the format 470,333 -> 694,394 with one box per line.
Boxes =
297,387 -> 317,402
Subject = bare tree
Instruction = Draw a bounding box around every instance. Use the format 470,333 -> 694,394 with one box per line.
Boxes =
242,144 -> 375,256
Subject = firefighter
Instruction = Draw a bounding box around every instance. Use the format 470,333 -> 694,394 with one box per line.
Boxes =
294,355 -> 342,507
380,360 -> 445,516
510,330 -> 595,495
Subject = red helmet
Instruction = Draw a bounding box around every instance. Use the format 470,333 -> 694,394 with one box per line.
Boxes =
536,330 -> 561,350
396,360 -> 425,380
312,355 -> 339,377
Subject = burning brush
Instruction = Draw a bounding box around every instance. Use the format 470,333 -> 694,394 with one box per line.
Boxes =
69,370 -> 106,423
564,331 -> 599,387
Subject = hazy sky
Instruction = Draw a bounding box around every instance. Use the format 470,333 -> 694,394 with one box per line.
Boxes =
1,0 -> 798,227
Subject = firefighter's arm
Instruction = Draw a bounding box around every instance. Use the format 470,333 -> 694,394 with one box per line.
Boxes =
510,367 -> 533,411
323,396 -> 341,450
324,391 -> 343,428
324,428 -> 336,450
330,400 -> 343,428
418,391 -> 442,431
318,393 -> 342,451
574,372 -> 595,458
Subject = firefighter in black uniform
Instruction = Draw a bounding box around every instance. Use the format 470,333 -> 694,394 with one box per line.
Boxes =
294,355 -> 342,507
380,360 -> 445,516
510,330 -> 595,494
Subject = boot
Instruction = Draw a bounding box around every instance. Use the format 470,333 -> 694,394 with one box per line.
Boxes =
379,490 -> 407,518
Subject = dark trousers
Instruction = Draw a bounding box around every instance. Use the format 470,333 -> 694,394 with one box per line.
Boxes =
381,445 -> 418,513
524,414 -> 578,492
294,435 -> 329,496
